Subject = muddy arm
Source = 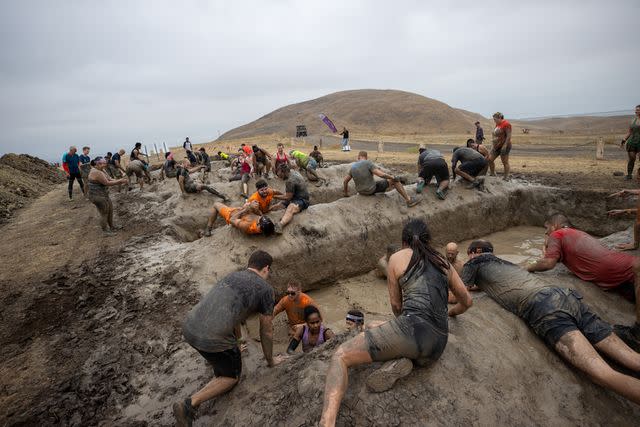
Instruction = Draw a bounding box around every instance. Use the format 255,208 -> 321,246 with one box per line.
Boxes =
343,174 -> 352,196
527,257 -> 557,272
178,175 -> 186,194
386,254 -> 403,316
447,268 -> 472,317
259,314 -> 275,366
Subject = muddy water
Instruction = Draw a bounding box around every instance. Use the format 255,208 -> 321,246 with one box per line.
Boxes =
248,225 -> 546,354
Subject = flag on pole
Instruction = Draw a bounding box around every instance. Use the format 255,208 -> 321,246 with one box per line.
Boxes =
318,113 -> 338,133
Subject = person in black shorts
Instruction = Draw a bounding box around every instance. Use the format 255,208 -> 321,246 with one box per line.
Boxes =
462,240 -> 640,405
320,219 -> 472,426
173,251 -> 283,426
273,163 -> 310,234
451,147 -> 488,188
416,147 -> 450,200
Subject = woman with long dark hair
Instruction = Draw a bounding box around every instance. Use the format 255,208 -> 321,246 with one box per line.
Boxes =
621,105 -> 640,180
320,219 -> 472,426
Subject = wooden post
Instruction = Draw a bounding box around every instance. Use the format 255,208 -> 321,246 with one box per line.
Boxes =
319,137 -> 323,149
378,139 -> 384,153
596,137 -> 605,160
154,143 -> 160,160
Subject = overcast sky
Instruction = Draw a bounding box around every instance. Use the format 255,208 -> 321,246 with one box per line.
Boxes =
1,0 -> 638,161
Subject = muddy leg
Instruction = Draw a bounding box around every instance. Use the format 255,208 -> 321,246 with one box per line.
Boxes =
594,333 -> 640,371
320,333 -> 373,427
279,203 -> 300,228
501,154 -> 510,180
488,153 -> 496,176
455,167 -> 475,183
628,151 -> 637,178
191,376 -> 238,408
107,198 -> 114,229
438,179 -> 450,192
633,259 -> 640,324
206,204 -> 222,235
203,185 -> 226,200
389,179 -> 411,203
554,330 -> 640,404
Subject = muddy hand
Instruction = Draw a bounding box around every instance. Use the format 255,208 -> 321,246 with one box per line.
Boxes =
607,190 -> 628,198
616,242 -> 638,251
607,209 -> 628,217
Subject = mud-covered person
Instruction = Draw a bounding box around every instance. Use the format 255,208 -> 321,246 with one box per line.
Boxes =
445,242 -> 464,304
108,149 -> 127,192
87,157 -> 128,235
79,146 -> 91,196
288,306 -> 335,354
416,147 -> 450,200
198,147 -> 212,182
252,145 -> 273,178
528,213 -> 640,349
451,146 -> 488,188
273,163 -> 310,233
273,282 -> 317,336
177,159 -> 227,200
173,250 -> 283,426
126,159 -> 151,191
343,151 -> 419,207
309,145 -> 324,167
376,244 -> 401,278
488,112 -> 512,180
290,149 -> 327,186
320,219 -> 472,426
246,179 -> 285,214
162,152 -> 178,179
463,240 -> 640,404
205,200 -> 275,237
273,142 -> 292,171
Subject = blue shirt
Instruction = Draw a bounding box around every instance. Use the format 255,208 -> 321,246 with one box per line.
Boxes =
62,152 -> 80,174
79,154 -> 91,165
110,152 -> 121,166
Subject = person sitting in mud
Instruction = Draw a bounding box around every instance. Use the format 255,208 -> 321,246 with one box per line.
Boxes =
79,146 -> 91,197
273,163 -> 310,234
607,188 -> 640,251
467,138 -> 490,159
451,146 -> 488,188
462,239 -> 640,404
229,152 -> 253,198
320,219 -> 472,426
126,159 -> 152,191
527,214 -> 640,349
177,159 -> 227,200
343,151 -> 419,207
376,244 -> 401,278
273,282 -> 317,335
287,306 -> 335,354
252,145 -> 273,178
162,152 -> 178,179
198,147 -> 212,182
309,145 -> 324,167
273,142 -> 291,171
246,179 -> 284,214
205,201 -> 275,237
416,147 -> 450,199
489,111 -> 512,180
290,149 -> 327,186
87,157 -> 128,235
173,250 -> 283,426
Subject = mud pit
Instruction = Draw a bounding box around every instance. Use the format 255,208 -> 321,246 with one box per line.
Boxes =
1,162 -> 639,426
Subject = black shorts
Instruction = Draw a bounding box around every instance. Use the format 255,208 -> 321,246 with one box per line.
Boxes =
521,288 -> 612,347
459,158 -> 488,177
283,198 -> 310,210
419,158 -> 449,184
491,143 -> 512,157
373,179 -> 390,193
195,346 -> 242,378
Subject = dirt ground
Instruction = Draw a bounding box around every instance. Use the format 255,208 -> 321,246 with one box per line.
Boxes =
1,140 -> 640,426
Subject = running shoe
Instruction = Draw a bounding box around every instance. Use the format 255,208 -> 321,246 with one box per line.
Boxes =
173,398 -> 197,427
366,358 -> 413,393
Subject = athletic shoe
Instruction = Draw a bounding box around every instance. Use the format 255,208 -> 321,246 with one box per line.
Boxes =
626,175 -> 633,180
204,228 -> 212,237
416,179 -> 425,194
366,357 -> 413,393
614,324 -> 640,352
435,189 -> 446,200
406,197 -> 420,207
173,398 -> 197,427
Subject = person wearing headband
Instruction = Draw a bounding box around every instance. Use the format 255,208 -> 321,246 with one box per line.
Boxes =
273,282 -> 317,336
87,156 -> 128,235
345,310 -> 365,332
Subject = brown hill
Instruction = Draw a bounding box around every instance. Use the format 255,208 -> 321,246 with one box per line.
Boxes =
512,115 -> 633,135
218,89 -> 489,140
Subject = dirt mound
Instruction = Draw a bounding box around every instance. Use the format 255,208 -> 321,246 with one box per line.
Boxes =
219,89 -> 489,140
0,153 -> 65,223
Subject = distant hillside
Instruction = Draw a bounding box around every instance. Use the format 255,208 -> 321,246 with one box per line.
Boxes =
512,115 -> 633,135
218,89 -> 490,140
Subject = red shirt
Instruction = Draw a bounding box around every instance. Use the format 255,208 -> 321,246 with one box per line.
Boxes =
496,119 -> 511,131
545,228 -> 635,288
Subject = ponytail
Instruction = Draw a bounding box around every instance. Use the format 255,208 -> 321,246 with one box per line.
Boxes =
401,219 -> 448,274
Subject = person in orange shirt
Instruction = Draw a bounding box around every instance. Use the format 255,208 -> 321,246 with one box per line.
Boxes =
205,201 -> 275,237
488,111 -> 512,180
273,282 -> 317,335
246,179 -> 285,214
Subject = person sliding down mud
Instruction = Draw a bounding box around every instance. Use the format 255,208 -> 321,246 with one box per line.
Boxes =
246,179 -> 284,214
416,147 -> 450,199
273,163 -> 310,234
343,151 -> 419,207
527,214 -> 640,350
287,306 -> 335,354
273,282 -> 317,336
176,159 -> 227,200
205,201 -> 275,237
462,240 -> 640,404
87,157 -> 128,235
173,251 -> 282,426
451,146 -> 488,189
319,219 -> 472,427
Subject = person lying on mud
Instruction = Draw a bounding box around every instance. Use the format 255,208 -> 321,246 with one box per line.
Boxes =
246,179 -> 284,214
376,244 -> 401,278
198,147 -> 211,183
162,152 -> 178,179
273,163 -> 310,234
87,157 -> 128,235
216,150 -> 230,162
177,159 -> 227,200
173,250 -> 283,426
451,146 -> 488,189
205,201 -> 275,237
607,188 -> 640,251
309,145 -> 324,167
126,159 -> 152,191
273,282 -> 317,336
290,149 -> 327,186
463,239 -> 640,404
467,138 -> 490,159
343,151 -> 419,207
527,214 -> 640,350
252,145 -> 273,178
319,219 -> 472,427
287,306 -> 335,354
416,147 -> 450,199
